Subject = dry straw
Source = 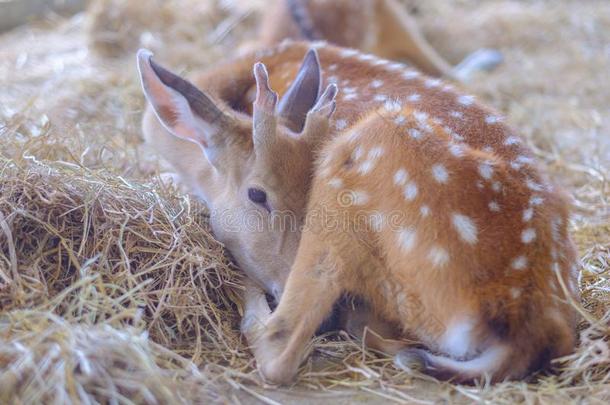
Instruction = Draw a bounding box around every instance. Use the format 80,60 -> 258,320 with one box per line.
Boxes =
0,0 -> 609,403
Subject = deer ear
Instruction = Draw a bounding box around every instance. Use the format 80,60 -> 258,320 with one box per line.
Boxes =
277,48 -> 322,133
137,49 -> 232,165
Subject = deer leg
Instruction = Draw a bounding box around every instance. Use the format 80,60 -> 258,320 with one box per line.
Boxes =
376,0 -> 455,78
240,277 -> 273,357
341,299 -> 408,355
252,233 -> 344,385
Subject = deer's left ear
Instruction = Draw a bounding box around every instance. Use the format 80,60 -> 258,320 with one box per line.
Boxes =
277,49 -> 322,133
137,49 -> 233,166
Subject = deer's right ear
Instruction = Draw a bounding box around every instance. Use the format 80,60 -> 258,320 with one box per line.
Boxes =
137,49 -> 231,165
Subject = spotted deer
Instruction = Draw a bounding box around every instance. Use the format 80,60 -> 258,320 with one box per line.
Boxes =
251,0 -> 502,81
137,41 -> 579,384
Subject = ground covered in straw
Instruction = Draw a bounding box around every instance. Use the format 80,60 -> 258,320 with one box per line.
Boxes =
0,0 -> 608,403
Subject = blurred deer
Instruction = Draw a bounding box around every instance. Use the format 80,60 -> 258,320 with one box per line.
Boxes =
137,42 -> 578,383
251,0 -> 502,82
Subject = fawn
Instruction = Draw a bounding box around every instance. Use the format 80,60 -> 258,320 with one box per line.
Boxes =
137,41 -> 579,384
251,0 -> 502,82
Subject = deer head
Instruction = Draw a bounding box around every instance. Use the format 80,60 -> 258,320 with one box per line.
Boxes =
137,48 -> 337,299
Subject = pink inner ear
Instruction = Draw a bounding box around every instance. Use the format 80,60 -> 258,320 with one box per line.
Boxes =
138,53 -> 208,148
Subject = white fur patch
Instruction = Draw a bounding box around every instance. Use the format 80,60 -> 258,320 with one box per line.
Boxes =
407,93 -> 421,102
478,163 -> 494,179
371,79 -> 384,88
351,190 -> 370,206
522,208 -> 534,222
397,227 -> 417,253
420,205 -> 431,217
521,228 -> 537,244
488,201 -> 501,212
449,143 -> 465,157
402,70 -> 420,80
510,288 -> 522,299
452,214 -> 478,244
329,177 -> 343,189
403,182 -> 418,201
440,317 -> 477,358
457,95 -> 475,106
432,164 -> 450,184
393,168 -> 409,186
428,246 -> 450,267
511,255 -> 528,270
335,119 -> 348,130
408,128 -> 422,139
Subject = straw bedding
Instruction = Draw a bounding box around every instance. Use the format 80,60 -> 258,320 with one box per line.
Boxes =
0,0 -> 608,403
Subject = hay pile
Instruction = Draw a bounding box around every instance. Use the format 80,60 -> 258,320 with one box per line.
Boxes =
0,0 -> 609,403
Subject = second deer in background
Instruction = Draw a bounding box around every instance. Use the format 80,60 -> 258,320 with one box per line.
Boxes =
254,0 -> 502,81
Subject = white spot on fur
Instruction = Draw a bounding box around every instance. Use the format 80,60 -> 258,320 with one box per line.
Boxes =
478,163 -> 494,179
336,119 -> 348,130
450,110 -> 464,119
432,164 -> 449,183
358,53 -> 376,61
357,160 -> 375,175
413,110 -> 429,123
529,196 -> 544,206
523,208 -> 534,222
343,93 -> 358,101
449,143 -> 465,157
428,246 -> 449,267
352,190 -> 370,205
425,78 -> 442,88
404,182 -> 418,201
510,288 -> 522,299
440,317 -> 477,358
452,214 -> 478,244
384,99 -> 402,112
328,64 -> 337,71
488,201 -> 501,212
408,128 -> 422,139
485,115 -> 501,124
329,177 -> 343,189
371,79 -> 384,88
339,49 -> 358,58
394,115 -> 406,125
526,178 -> 545,192
457,95 -> 475,106
511,255 -> 528,270
368,146 -> 385,159
521,228 -> 537,244
397,227 -> 417,253
504,136 -> 520,145
492,181 -> 502,192
374,94 -> 388,102
407,93 -> 421,102
387,62 -> 404,71
420,205 -> 430,217
402,70 -> 420,80
551,217 -> 562,242
352,145 -> 365,161
394,168 -> 408,186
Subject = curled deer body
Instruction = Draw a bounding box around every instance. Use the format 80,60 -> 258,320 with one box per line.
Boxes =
138,42 -> 578,384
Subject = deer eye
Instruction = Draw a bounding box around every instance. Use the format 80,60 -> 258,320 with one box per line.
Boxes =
247,187 -> 267,205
